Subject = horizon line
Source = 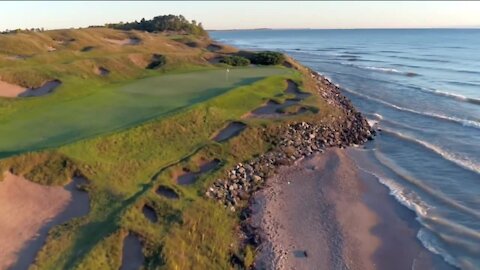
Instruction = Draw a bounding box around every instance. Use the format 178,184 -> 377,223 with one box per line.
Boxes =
207,26 -> 480,31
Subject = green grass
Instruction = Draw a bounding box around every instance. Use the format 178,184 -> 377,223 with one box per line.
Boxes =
0,67 -> 288,157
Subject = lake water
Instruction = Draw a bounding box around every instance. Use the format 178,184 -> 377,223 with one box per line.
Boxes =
210,29 -> 480,270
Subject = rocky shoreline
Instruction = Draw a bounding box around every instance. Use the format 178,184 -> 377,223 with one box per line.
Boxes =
205,70 -> 374,268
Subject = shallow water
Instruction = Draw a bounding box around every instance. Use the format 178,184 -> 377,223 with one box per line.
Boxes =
211,29 -> 480,269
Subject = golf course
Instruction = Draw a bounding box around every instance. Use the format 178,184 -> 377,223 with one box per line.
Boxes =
0,15 -> 348,270
0,67 -> 287,157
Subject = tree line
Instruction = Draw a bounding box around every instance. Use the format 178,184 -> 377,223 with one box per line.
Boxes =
105,15 -> 207,36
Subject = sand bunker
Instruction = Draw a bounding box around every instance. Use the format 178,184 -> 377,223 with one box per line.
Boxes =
5,55 -> 29,61
47,46 -> 57,52
95,66 -> 110,76
104,38 -> 141,46
120,234 -> 144,270
0,79 -> 61,98
212,122 -> 246,142
0,80 -> 28,97
18,80 -> 62,97
54,38 -> 75,45
284,79 -> 311,100
207,43 -> 222,52
81,46 -> 95,52
0,173 -> 90,270
248,99 -> 301,118
185,41 -> 200,48
142,205 -> 158,223
177,159 -> 221,185
156,185 -> 179,199
247,80 -> 311,118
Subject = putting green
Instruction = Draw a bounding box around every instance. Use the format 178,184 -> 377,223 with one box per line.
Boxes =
0,67 -> 287,157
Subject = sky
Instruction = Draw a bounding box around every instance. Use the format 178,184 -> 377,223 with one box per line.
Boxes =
1,1 -> 480,31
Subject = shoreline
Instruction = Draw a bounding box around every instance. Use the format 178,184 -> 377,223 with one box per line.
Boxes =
250,148 -> 456,270
251,148 -> 379,270
206,68 -> 457,269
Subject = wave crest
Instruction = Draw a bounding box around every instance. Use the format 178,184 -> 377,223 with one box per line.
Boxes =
422,88 -> 480,106
382,128 -> 480,174
341,87 -> 480,129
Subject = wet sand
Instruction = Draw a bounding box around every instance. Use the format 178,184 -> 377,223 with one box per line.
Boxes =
0,173 -> 90,270
251,148 -> 453,270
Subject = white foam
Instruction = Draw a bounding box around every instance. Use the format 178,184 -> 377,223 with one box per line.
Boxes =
354,164 -> 430,217
374,150 -> 480,220
417,229 -> 460,268
350,152 -> 470,270
364,66 -> 402,73
366,118 -> 379,128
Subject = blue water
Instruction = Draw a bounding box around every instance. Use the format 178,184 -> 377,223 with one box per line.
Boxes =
211,29 -> 480,270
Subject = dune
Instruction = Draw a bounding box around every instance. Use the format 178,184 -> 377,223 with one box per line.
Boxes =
0,80 -> 27,97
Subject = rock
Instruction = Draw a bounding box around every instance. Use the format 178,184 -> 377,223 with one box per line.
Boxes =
252,175 -> 262,182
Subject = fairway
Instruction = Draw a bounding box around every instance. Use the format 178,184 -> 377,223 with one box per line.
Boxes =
0,67 -> 287,157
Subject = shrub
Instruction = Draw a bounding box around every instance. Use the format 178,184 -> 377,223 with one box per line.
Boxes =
250,51 -> 285,65
220,55 -> 250,66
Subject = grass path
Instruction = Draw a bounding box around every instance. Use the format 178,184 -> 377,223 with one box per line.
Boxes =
0,67 -> 287,157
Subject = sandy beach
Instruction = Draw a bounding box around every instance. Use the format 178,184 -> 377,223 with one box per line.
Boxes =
251,148 -> 455,270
